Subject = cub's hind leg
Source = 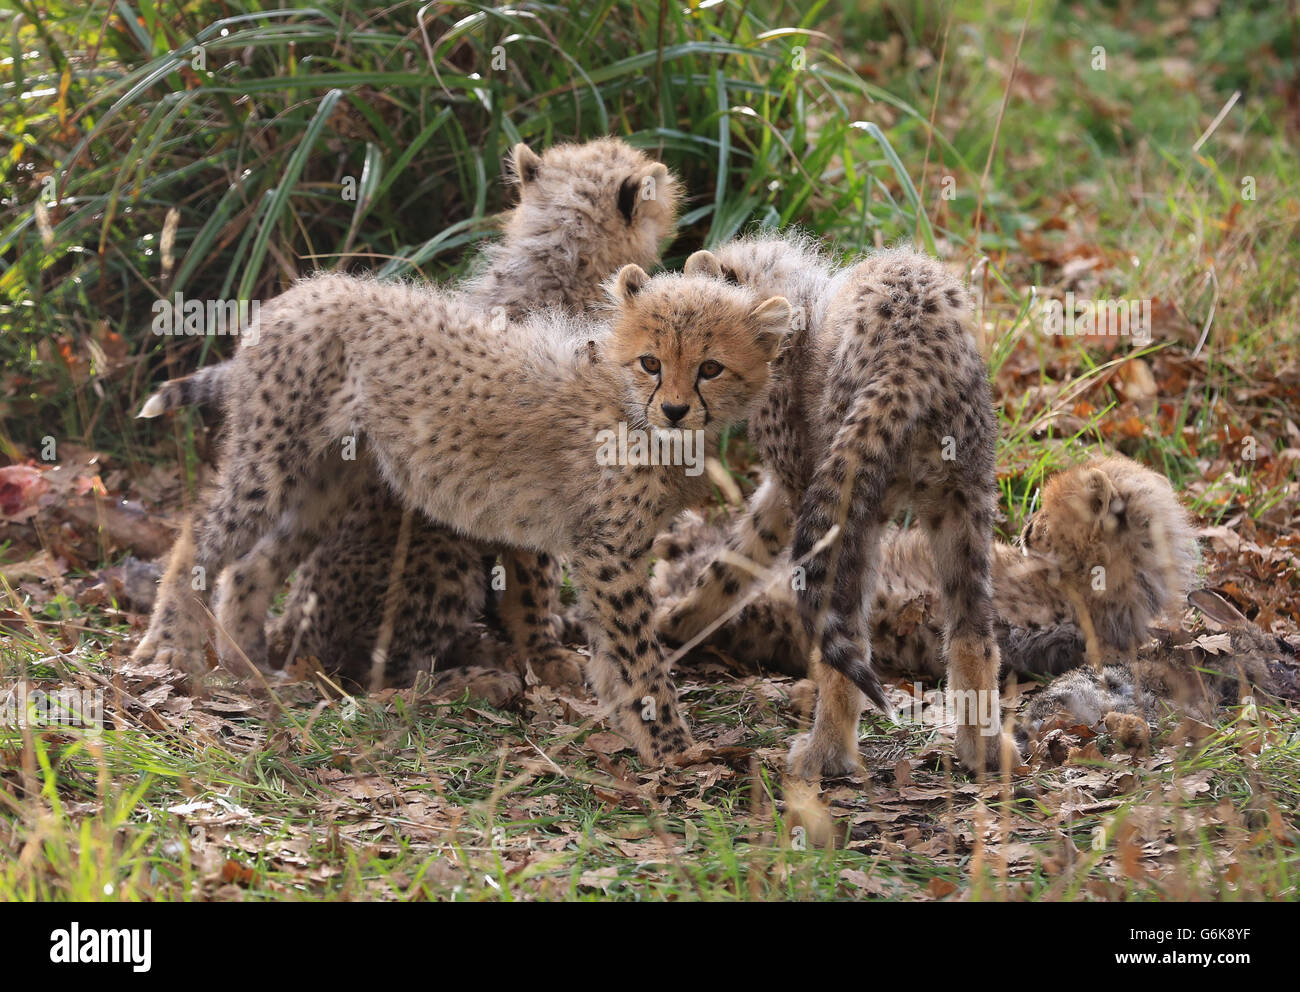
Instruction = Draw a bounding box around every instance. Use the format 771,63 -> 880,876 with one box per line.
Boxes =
787,481 -> 893,779
916,472 -> 1018,773
212,459 -> 362,677
132,453 -> 282,676
133,376 -> 323,675
213,525 -> 308,678
130,520 -> 210,678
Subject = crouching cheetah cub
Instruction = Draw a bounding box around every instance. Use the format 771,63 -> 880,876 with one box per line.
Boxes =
659,233 -> 1009,777
654,454 -> 1201,686
140,138 -> 678,688
133,262 -> 791,764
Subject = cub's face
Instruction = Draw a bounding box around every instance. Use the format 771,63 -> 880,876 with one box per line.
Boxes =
1022,454 -> 1197,595
606,266 -> 789,433
509,139 -> 678,269
1021,464 -> 1117,562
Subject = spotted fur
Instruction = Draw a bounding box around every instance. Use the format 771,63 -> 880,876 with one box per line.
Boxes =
140,138 -> 678,690
658,233 -> 1007,776
131,262 -> 791,764
653,454 -> 1201,685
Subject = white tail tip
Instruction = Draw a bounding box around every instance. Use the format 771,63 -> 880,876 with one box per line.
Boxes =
138,393 -> 166,418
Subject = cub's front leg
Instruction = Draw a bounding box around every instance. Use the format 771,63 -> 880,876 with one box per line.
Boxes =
572,547 -> 693,765
497,549 -> 586,689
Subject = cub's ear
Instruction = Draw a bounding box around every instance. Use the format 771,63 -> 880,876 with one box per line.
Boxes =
749,295 -> 791,361
611,263 -> 650,303
510,143 -> 542,186
618,162 -> 670,223
1072,467 -> 1119,535
684,250 -> 724,279
685,248 -> 739,283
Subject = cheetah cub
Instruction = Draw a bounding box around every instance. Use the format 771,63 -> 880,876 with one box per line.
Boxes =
998,453 -> 1200,675
659,233 -> 1009,777
133,263 -> 791,764
140,138 -> 678,688
654,454 -> 1201,684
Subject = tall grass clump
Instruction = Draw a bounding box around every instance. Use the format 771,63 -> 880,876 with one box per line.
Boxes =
2,0 -> 946,455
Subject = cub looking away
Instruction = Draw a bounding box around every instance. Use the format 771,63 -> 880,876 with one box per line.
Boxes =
653,454 -> 1201,685
132,261 -> 792,764
140,138 -> 678,689
658,233 -> 1008,777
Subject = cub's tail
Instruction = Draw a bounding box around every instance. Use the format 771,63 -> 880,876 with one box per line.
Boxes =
137,363 -> 228,418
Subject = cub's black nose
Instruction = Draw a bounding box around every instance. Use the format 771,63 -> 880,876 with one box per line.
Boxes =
661,402 -> 690,425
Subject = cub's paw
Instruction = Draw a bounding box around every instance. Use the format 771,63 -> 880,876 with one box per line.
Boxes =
131,628 -> 208,679
655,596 -> 719,647
524,648 -> 587,690
621,702 -> 694,766
955,726 -> 1022,775
786,731 -> 863,780
430,666 -> 524,710
648,725 -> 695,766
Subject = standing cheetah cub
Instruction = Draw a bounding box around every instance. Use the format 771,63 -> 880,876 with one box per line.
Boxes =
659,233 -> 1009,777
133,263 -> 791,764
140,138 -> 678,688
654,454 -> 1201,683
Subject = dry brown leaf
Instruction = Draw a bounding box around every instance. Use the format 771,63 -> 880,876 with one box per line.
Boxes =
926,877 -> 958,899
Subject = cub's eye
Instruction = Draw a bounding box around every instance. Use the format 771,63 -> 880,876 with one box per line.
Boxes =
698,360 -> 724,379
640,356 -> 661,374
